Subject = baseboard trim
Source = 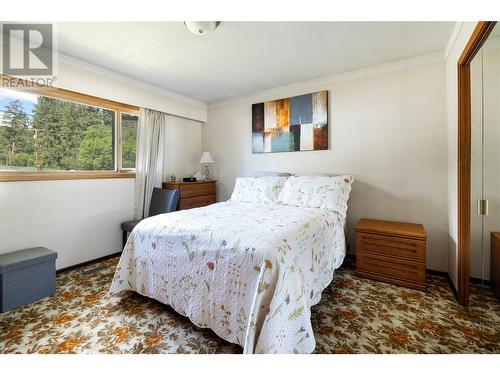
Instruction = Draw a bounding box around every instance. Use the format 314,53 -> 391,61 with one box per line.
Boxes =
470,277 -> 491,286
427,269 -> 459,299
426,269 -> 448,277
448,274 -> 459,300
57,251 -> 122,274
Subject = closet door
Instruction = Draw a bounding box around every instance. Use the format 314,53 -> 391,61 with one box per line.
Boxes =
470,24 -> 500,347
482,31 -> 500,302
479,26 -> 500,346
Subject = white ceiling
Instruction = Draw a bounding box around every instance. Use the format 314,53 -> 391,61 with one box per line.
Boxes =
56,22 -> 455,103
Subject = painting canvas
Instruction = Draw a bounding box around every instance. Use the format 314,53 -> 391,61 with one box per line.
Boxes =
252,91 -> 328,154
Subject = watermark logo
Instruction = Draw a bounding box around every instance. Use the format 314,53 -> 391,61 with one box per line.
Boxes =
1,23 -> 56,87
2,23 -> 53,75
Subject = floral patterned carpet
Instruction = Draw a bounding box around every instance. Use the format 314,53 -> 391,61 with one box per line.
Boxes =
0,257 -> 499,354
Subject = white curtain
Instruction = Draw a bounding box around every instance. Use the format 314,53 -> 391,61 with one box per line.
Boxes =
133,108 -> 167,219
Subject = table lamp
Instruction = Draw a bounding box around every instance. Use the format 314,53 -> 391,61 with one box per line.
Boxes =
199,152 -> 215,180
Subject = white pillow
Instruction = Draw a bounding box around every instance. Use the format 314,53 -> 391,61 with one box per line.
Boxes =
231,176 -> 288,203
278,175 -> 353,217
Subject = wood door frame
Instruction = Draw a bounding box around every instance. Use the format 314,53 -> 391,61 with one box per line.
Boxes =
457,21 -> 496,306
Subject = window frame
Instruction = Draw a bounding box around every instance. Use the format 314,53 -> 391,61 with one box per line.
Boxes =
0,74 -> 139,182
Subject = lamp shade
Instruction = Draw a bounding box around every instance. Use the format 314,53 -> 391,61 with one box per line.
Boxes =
199,152 -> 215,164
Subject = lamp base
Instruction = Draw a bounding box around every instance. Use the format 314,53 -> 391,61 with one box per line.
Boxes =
203,165 -> 210,180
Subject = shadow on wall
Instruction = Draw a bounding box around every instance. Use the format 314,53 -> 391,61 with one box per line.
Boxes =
447,234 -> 458,287
69,209 -> 127,269
203,163 -> 231,200
346,180 -> 446,261
346,180 -> 405,253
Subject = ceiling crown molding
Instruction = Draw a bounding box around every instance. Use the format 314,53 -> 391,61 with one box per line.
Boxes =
444,22 -> 464,59
58,53 -> 207,107
209,51 -> 445,110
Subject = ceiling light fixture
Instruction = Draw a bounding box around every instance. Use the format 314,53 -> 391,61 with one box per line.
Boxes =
184,21 -> 221,36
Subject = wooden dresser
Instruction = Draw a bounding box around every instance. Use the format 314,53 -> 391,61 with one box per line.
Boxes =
162,180 -> 216,210
491,232 -> 500,301
355,218 -> 427,290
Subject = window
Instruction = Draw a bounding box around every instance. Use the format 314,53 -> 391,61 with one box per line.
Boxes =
121,113 -> 138,169
0,84 -> 138,181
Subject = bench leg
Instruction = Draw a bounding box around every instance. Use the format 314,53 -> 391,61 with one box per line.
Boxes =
122,231 -> 127,249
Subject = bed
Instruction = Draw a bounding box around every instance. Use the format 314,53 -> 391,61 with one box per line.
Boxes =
110,175 -> 351,354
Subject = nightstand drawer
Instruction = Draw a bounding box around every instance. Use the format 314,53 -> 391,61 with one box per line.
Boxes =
356,232 -> 425,262
357,251 -> 425,284
180,182 -> 215,198
180,195 -> 215,210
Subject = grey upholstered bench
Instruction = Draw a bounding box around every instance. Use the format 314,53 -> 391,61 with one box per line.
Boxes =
0,247 -> 58,313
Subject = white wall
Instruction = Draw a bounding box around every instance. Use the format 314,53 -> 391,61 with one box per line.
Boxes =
446,22 -> 477,288
0,58 -> 204,270
203,58 -> 449,271
0,179 -> 134,269
163,115 -> 203,180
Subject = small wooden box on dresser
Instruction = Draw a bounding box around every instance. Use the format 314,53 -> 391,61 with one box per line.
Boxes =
355,218 -> 427,291
162,180 -> 216,210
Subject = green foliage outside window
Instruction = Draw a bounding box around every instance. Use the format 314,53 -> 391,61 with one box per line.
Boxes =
77,124 -> 113,170
0,90 -> 137,172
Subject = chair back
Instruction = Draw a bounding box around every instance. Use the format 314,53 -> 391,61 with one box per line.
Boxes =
148,188 -> 180,217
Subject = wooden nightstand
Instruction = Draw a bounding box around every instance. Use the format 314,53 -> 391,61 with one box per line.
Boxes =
355,218 -> 426,290
162,180 -> 216,210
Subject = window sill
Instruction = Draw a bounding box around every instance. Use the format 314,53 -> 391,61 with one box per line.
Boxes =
0,171 -> 136,182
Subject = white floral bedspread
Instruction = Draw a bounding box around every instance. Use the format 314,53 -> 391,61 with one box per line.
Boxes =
110,201 -> 346,354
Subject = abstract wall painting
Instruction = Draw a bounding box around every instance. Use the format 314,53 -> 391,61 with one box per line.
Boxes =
252,91 -> 328,154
